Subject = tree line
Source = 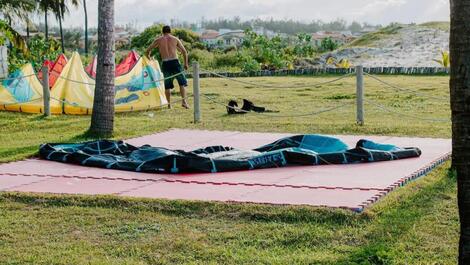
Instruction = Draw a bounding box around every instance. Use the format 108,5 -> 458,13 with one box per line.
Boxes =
170,17 -> 378,34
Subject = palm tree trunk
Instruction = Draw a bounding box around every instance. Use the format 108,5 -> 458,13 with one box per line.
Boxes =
59,14 -> 65,53
44,10 -> 48,40
89,0 -> 115,137
450,0 -> 470,264
26,22 -> 30,39
83,0 -> 88,54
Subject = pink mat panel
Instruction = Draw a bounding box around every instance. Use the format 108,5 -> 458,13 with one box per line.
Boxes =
0,129 -> 451,212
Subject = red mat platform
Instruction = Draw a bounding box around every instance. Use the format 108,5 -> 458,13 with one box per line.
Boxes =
0,129 -> 451,212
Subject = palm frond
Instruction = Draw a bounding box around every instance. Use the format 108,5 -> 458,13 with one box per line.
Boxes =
0,20 -> 30,56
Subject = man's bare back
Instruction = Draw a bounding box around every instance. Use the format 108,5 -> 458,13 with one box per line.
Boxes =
145,25 -> 190,109
155,35 -> 180,60
145,33 -> 188,69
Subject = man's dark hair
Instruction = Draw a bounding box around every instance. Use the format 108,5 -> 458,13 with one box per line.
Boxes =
162,25 -> 171,34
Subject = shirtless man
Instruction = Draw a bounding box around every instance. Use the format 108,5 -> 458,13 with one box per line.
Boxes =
145,25 -> 189,108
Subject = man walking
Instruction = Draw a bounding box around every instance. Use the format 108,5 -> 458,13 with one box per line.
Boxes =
145,25 -> 189,108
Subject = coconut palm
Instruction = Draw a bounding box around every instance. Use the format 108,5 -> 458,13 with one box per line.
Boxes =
89,0 -> 115,137
450,0 -> 470,263
0,0 -> 35,25
38,0 -> 51,40
83,0 -> 88,54
0,21 -> 30,56
38,0 -> 61,41
54,0 -> 79,53
0,0 -> 34,55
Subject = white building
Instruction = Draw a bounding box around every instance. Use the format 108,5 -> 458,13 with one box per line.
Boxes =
200,29 -> 245,48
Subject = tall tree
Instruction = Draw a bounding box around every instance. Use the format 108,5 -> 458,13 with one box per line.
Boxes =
450,0 -> 470,264
0,0 -> 35,25
89,0 -> 115,137
38,0 -> 54,40
55,0 -> 79,53
83,0 -> 88,54
57,2 -> 64,52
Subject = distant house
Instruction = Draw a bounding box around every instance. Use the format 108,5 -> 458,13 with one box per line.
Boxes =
200,30 -> 220,47
217,30 -> 244,47
311,31 -> 355,47
200,29 -> 245,48
114,26 -> 132,49
79,26 -> 134,50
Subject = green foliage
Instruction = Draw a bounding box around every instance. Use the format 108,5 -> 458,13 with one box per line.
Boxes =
240,30 -> 290,70
238,53 -> 261,72
130,25 -> 323,72
131,26 -> 319,72
320,37 -> 339,52
213,51 -> 239,68
420,21 -> 450,32
202,17 -> 374,35
63,29 -> 81,50
0,0 -> 35,24
433,50 -> 450,68
130,25 -> 162,57
348,24 -> 403,47
130,24 -> 204,61
188,48 -> 214,68
293,33 -> 316,57
0,20 -> 29,56
8,35 -> 61,73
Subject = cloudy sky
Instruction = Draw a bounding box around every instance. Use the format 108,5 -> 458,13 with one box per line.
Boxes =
49,0 -> 449,29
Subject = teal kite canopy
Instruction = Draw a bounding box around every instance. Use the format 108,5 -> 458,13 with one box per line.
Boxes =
40,135 -> 421,174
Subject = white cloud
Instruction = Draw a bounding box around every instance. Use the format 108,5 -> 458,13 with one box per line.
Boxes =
36,0 -> 449,29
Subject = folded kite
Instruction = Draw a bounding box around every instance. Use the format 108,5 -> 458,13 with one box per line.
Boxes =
40,135 -> 421,174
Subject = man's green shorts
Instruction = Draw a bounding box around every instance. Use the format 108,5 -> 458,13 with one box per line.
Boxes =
161,59 -> 187,89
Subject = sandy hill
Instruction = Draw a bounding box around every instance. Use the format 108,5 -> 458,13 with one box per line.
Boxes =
316,22 -> 449,67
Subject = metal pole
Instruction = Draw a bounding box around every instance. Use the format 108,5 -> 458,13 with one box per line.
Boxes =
192,62 -> 201,123
356,65 -> 364,125
41,66 -> 50,116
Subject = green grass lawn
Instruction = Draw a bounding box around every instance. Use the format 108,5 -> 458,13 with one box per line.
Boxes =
0,75 -> 457,264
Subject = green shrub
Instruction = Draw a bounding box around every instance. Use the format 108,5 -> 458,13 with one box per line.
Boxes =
189,49 -> 215,69
8,35 -> 61,73
130,24 -> 205,61
320,37 -> 339,52
214,51 -> 239,68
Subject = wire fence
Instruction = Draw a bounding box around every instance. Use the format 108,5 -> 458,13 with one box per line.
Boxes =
202,93 -> 354,118
0,64 -> 451,126
0,97 -> 44,107
201,69 -> 354,89
364,73 -> 449,101
196,66 -> 450,124
48,70 -> 188,87
0,73 -> 38,83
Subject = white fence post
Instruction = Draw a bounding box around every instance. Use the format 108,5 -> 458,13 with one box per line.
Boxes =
41,66 -> 51,116
192,62 -> 201,123
356,65 -> 364,125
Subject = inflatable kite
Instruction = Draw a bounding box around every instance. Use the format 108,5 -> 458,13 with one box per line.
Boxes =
37,54 -> 68,89
0,51 -> 168,114
40,135 -> 421,174
86,50 -> 140,78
